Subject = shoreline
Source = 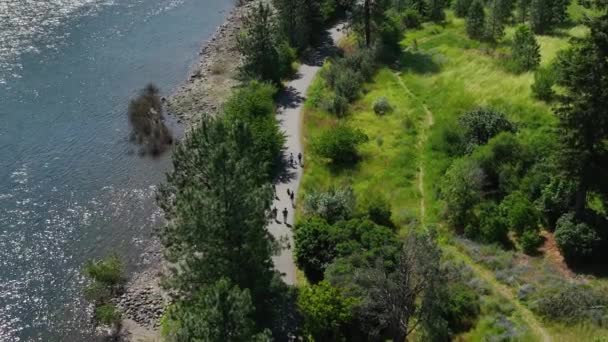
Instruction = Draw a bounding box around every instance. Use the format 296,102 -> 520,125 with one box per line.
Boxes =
115,2 -> 256,340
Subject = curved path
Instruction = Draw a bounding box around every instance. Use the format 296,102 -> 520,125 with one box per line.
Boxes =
267,24 -> 345,285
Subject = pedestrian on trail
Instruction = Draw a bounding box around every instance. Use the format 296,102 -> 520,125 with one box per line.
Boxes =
282,207 -> 288,224
287,188 -> 291,197
290,191 -> 294,202
271,207 -> 278,220
298,152 -> 302,166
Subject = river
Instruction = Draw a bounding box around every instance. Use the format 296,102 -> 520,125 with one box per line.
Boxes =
0,0 -> 233,340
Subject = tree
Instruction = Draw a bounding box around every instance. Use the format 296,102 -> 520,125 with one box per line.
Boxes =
499,191 -> 540,236
511,25 -> 540,72
458,108 -> 517,153
157,115 -> 275,322
530,0 -> 552,33
162,278 -> 272,342
516,0 -> 531,22
485,0 -> 512,41
466,0 -> 486,40
353,231 -> 446,342
294,217 -> 338,282
312,125 -> 369,164
531,66 -> 556,101
553,14 -> 608,215
297,281 -> 358,341
273,0 -> 323,51
427,0 -> 446,22
441,158 -> 485,230
555,213 -> 601,261
238,3 -> 282,84
128,83 -> 173,155
453,0 -> 473,17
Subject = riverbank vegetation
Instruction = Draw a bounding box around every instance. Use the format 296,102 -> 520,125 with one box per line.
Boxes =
146,0 -> 608,339
127,83 -> 173,156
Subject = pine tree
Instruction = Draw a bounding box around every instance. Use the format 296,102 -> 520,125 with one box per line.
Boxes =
511,24 -> 540,71
273,0 -> 322,51
237,3 -> 281,83
409,0 -> 428,17
427,0 -> 446,21
158,116 -> 275,319
453,0 -> 473,17
485,0 -> 512,41
553,14 -> 608,215
530,0 -> 552,33
466,0 -> 486,39
516,0 -> 531,22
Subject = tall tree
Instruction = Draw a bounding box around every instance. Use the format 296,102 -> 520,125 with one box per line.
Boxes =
353,231 -> 446,342
530,0 -> 552,33
453,0 -> 473,17
516,0 -> 531,22
466,0 -> 486,39
511,24 -> 541,71
162,278 -> 272,342
485,0 -> 512,41
238,3 -> 281,84
273,0 -> 323,51
158,116 -> 275,319
427,0 -> 446,21
553,14 -> 608,215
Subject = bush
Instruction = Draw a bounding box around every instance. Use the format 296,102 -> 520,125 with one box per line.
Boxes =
453,0 -> 473,17
334,69 -> 362,101
377,10 -> 404,62
402,9 -> 422,28
441,158 -> 485,230
554,213 -> 601,261
84,255 -> 124,287
499,192 -> 540,236
294,217 -> 337,282
303,187 -> 356,224
511,25 -> 541,72
372,97 -> 392,115
128,84 -> 173,155
531,66 -> 556,101
458,108 -> 517,153
312,125 -> 369,164
342,48 -> 376,81
322,94 -> 349,116
95,303 -> 121,327
359,195 -> 393,227
466,202 -> 509,244
520,228 -> 544,254
224,81 -> 276,118
444,283 -> 481,334
277,40 -> 297,79
533,283 -> 608,325
538,177 -> 575,229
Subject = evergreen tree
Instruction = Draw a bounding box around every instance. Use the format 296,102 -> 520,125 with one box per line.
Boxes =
553,14 -> 608,215
511,24 -> 541,71
157,116 -> 275,320
409,0 -> 429,17
516,0 -> 531,22
427,0 -> 446,21
530,0 -> 552,33
453,0 -> 473,17
485,0 -> 512,41
466,0 -> 486,39
273,0 -> 323,51
163,278 -> 272,342
238,3 -> 282,84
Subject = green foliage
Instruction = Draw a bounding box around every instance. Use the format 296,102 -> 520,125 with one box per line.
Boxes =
84,281 -> 112,303
516,0 -> 531,22
322,94 -> 350,116
531,66 -> 556,101
297,281 -> 357,341
520,228 -> 544,254
485,0 -> 512,41
273,0 -> 323,51
466,202 -> 510,243
427,0 -> 447,22
532,283 -> 608,325
402,8 -> 422,28
554,212 -> 601,261
84,255 -> 124,288
334,68 -> 362,101
163,278 -> 271,342
303,187 -> 356,224
127,83 -> 173,155
511,25 -> 540,72
467,0 -> 486,39
312,125 -> 369,164
443,283 -> 481,334
529,0 -> 568,33
377,10 -> 405,62
458,108 -> 517,153
223,81 -> 285,178
359,194 -> 393,227
238,4 -> 282,83
276,41 -> 298,78
294,217 -> 337,282
157,115 -> 275,322
538,177 -> 576,229
441,158 -> 485,230
95,303 -> 121,327
554,15 -> 608,215
499,191 -> 540,236
453,0 -> 473,17
372,96 -> 392,115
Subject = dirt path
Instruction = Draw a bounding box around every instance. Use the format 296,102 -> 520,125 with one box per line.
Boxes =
392,71 -> 551,342
267,24 -> 346,285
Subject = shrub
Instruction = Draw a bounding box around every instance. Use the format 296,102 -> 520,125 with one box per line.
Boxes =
444,283 -> 481,334
359,194 -> 393,227
304,187 -> 356,224
511,25 -> 541,72
372,97 -> 392,115
294,217 -> 337,282
402,9 -> 422,28
277,40 -> 297,79
458,108 -> 517,153
128,84 -> 173,155
499,192 -> 540,236
224,81 -> 276,118
84,255 -> 124,287
334,69 -> 362,101
343,48 -> 376,81
322,94 -> 349,116
538,177 -> 575,229
520,228 -> 544,254
95,303 -> 121,327
453,0 -> 473,17
441,159 -> 485,230
312,125 -> 369,164
554,213 -> 601,261
377,10 -> 404,62
531,66 -> 556,101
532,283 -> 608,325
466,0 -> 486,39
467,202 -> 509,244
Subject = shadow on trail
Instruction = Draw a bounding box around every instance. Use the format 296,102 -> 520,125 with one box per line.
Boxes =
277,85 -> 305,109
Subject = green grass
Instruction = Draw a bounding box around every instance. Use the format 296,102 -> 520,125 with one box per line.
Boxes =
299,8 -> 607,341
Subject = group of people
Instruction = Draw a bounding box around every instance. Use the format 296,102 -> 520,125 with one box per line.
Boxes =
270,151 -> 304,225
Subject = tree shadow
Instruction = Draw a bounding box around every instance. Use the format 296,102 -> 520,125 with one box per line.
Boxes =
399,49 -> 441,74
277,85 -> 305,110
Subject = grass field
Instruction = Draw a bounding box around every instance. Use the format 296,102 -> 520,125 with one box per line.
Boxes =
299,7 -> 608,341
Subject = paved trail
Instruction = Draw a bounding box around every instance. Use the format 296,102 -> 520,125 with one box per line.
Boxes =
267,24 -> 345,285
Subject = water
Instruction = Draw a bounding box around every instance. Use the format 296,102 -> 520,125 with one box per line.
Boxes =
0,0 -> 234,340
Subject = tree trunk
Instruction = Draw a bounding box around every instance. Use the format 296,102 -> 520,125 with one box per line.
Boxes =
364,0 -> 371,47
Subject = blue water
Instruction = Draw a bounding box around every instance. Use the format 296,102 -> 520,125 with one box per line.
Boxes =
0,0 -> 233,340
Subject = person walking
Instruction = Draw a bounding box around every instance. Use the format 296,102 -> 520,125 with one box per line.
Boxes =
287,188 -> 291,197
298,152 -> 302,166
282,207 -> 288,224
271,207 -> 278,221
289,190 -> 294,204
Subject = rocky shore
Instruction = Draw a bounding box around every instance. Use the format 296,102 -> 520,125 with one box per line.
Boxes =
114,2 -> 260,341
